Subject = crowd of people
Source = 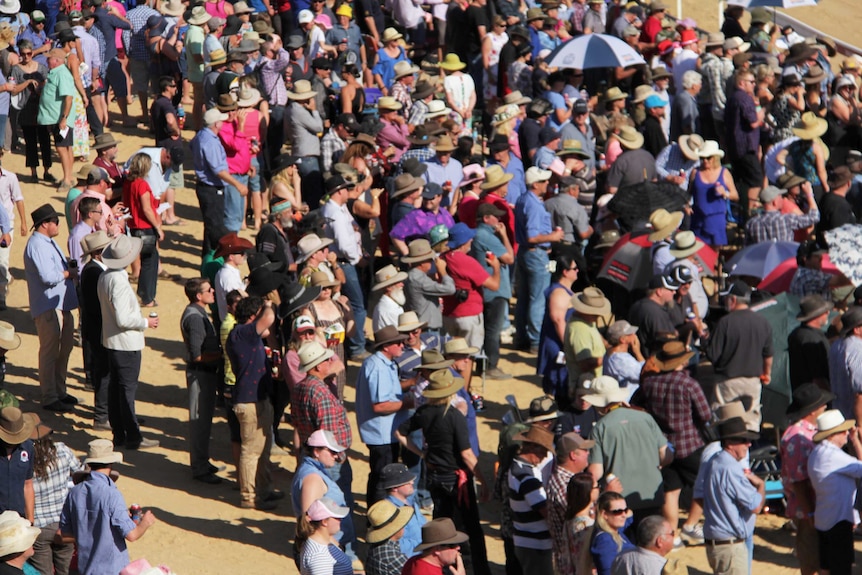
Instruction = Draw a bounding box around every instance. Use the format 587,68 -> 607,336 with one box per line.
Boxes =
0,0 -> 857,573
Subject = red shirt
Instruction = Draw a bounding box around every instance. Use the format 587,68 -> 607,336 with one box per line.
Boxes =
402,556 -> 444,575
478,192 -> 517,252
123,178 -> 158,230
441,250 -> 489,318
458,194 -> 480,228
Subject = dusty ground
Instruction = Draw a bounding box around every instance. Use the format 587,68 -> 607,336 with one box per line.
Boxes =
2,4 -> 862,573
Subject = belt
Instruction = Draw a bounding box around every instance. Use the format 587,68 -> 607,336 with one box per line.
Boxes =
188,363 -> 222,373
526,246 -> 550,252
705,538 -> 744,546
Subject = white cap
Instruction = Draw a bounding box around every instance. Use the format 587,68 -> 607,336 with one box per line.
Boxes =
298,9 -> 314,24
203,108 -> 229,126
525,166 -> 552,185
307,429 -> 346,452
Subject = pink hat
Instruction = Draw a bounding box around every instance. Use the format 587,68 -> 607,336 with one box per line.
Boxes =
307,498 -> 349,521
314,13 -> 332,30
460,164 -> 486,188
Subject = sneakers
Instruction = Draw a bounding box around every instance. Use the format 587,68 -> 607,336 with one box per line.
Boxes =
672,536 -> 685,551
485,367 -> 512,380
681,523 -> 705,545
126,438 -> 159,450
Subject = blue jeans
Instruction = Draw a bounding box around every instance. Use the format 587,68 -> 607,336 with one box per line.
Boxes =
515,248 -> 550,348
224,174 -> 249,232
483,297 -> 507,368
340,263 -> 367,356
326,458 -> 357,561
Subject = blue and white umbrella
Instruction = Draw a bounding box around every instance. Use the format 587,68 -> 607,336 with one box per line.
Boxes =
546,34 -> 646,70
728,0 -> 817,8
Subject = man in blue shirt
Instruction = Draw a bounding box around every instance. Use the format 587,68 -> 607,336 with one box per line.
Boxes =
694,417 -> 765,575
23,204 -> 78,413
533,126 -> 561,171
382,463 -> 426,556
514,168 -> 563,352
190,108 -> 248,256
356,325 -> 411,506
489,134 -> 526,208
59,439 -> 156,575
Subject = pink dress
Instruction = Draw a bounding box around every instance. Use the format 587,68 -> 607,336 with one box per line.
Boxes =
205,0 -> 229,18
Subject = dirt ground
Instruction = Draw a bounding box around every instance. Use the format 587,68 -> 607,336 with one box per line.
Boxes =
2,4 -> 862,573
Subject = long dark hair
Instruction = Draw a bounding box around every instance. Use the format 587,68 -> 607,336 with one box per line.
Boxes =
565,472 -> 595,521
33,436 -> 58,481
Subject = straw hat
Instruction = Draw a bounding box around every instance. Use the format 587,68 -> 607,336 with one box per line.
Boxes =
297,340 -> 334,372
512,424 -> 556,452
480,164 -> 514,190
367,500 -> 414,544
378,96 -> 403,111
425,100 -> 451,119
617,126 -> 644,150
504,90 -> 532,106
309,270 -> 340,289
381,27 -> 403,43
102,234 -> 143,270
792,111 -> 828,140
648,208 -> 682,242
0,321 -> 20,351
696,139 -> 724,159
0,511 -> 40,557
295,233 -> 334,264
396,311 -> 427,333
443,337 -> 479,356
678,134 -> 705,161
632,85 -> 657,104
654,341 -> 694,372
493,104 -> 519,126
393,60 -> 420,80
417,349 -> 454,370
669,231 -> 704,260
570,287 -> 611,316
604,86 -> 628,102
237,86 -> 262,108
439,53 -> 466,71
372,265 -> 408,291
188,5 -> 210,24
814,409 -> 855,442
402,239 -> 436,264
435,135 -> 456,153
422,368 -> 464,399
287,80 -> 317,101
556,139 -> 590,158
84,438 -> 124,465
581,375 -> 629,407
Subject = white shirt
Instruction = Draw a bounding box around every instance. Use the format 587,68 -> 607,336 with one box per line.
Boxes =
372,293 -> 403,332
0,168 -> 22,226
321,200 -> 362,265
215,264 -> 246,322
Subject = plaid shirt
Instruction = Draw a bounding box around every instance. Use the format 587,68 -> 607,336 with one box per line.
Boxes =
547,464 -> 575,571
123,5 -> 160,62
408,99 -> 428,126
366,539 -> 406,575
34,442 -> 84,528
321,127 -> 346,172
291,374 -> 352,448
88,26 -> 106,74
745,208 -> 820,245
390,80 -> 413,117
636,371 -> 711,459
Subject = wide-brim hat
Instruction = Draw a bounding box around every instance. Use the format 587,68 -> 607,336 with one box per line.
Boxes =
480,165 -> 514,190
84,438 -> 124,465
678,134 -> 705,161
0,321 -> 20,351
30,203 -> 63,230
284,283 -> 322,316
246,266 -> 287,297
792,112 -> 828,140
0,511 -> 40,557
425,100 -> 451,119
297,340 -> 335,372
372,264 -> 408,291
785,42 -> 817,64
604,86 -> 628,102
367,500 -> 414,543
188,5 -> 210,25
287,80 -> 317,100
374,325 -> 409,349
296,233 -> 334,264
214,232 -> 254,258
0,408 -> 36,444
80,230 -> 111,258
654,341 -> 694,372
581,375 -> 630,407
814,409 -> 854,442
512,424 -> 556,452
786,383 -> 835,420
391,173 -> 423,199
423,368 -> 464,399
444,338 -> 479,356
696,139 -> 724,159
93,133 -> 120,150
803,64 -> 827,85
394,61 -> 420,80
717,416 -> 760,442
668,231 -> 704,259
571,287 -> 611,316
379,462 -> 416,490
381,27 -> 403,43
414,518 -> 468,552
309,270 -> 340,289
439,53 -> 466,71
397,311 -> 427,333
435,135 -> 456,153
102,235 -> 143,269
796,294 -> 833,322
237,87 -> 262,108
402,239 -> 436,264
418,349 -> 454,370
617,126 -> 644,150
557,139 -> 590,158
377,96 -> 403,111
0,0 -> 19,14
504,90 -> 532,106
159,0 -> 184,15
271,154 -> 300,176
411,80 -> 435,101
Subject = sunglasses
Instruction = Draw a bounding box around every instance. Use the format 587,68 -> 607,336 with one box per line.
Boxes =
607,507 -> 629,516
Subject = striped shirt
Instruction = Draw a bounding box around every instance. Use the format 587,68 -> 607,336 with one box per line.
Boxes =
508,458 -> 552,550
299,538 -> 353,575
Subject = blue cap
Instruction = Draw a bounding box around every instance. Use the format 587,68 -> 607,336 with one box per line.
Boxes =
447,223 -> 476,249
644,94 -> 668,109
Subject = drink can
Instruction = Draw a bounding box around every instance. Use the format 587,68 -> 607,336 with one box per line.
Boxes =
471,394 -> 485,412
130,504 -> 142,524
606,473 -> 617,484
149,312 -> 158,318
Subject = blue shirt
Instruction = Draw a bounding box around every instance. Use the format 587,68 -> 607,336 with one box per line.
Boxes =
515,191 -> 552,247
227,322 -> 272,403
471,223 -> 511,301
190,127 -> 229,187
93,6 -> 130,62
387,494 -> 426,557
534,145 -> 557,171
543,90 -> 567,130
424,157 -> 463,205
59,471 -> 137,575
494,153 -> 526,208
695,449 -> 761,540
19,25 -> 49,67
356,352 -> 404,445
23,231 -> 78,317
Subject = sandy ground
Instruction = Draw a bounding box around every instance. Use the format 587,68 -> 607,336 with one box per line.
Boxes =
2,4 -> 862,573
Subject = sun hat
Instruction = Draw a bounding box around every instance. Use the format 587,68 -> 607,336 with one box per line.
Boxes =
444,337 -> 479,357
367,499 -> 414,543
85,438 -> 124,465
447,222 -> 476,249
841,306 -> 862,334
377,96 -> 403,111
787,383 -> 835,420
488,133 -> 510,151
513,424 -> 556,452
80,230 -> 111,258
557,139 -> 590,158
678,134 -> 705,161
723,36 -> 750,52
814,409 -> 855,442
102,234 -> 143,270
595,229 -> 621,249
402,239 -> 436,264
759,185 -> 787,204
644,94 -> 668,109
705,31 -> 725,48
715,401 -> 746,423
717,416 -> 760,441
460,164 -> 486,188
571,287 -> 611,316
617,125 -> 644,150
396,311 -> 427,333
307,429 -> 347,452
314,13 -> 333,30
286,35 -> 305,49
422,368 -> 464,399
581,375 -> 630,407
425,99 -> 451,119
309,270 -> 340,289
504,90 -> 531,106
93,133 -> 120,150
526,166 -> 552,185
393,60 -> 420,81
524,395 -> 559,423
0,511 -> 40,557
792,111 -> 828,140
604,86 -> 628,102
381,27 -> 403,43
414,518 -> 468,552
632,85 -> 657,104
804,64 -> 827,85
188,5 -> 210,25
411,80 -> 435,101
373,325 -> 409,349
749,6 -> 770,24
481,165 -> 514,191
776,170 -> 806,190
439,53 -> 466,71
668,231 -> 704,259
287,79 -> 317,100
203,107 -> 228,126
391,173 -> 423,200
493,104 -> 519,127
696,139 -> 724,159
0,408 -> 36,445
213,232 -> 254,258
295,233 -> 334,264
650,66 -> 673,81
372,265 -> 408,292
785,42 -> 816,64
307,498 -> 349,521
293,315 -> 315,333
607,320 -> 638,344
654,341 -> 694,372
417,349 -> 453,370
298,340 -> 335,372
0,321 -> 20,352
30,203 -> 63,229
253,19 -> 275,34
622,24 -> 639,37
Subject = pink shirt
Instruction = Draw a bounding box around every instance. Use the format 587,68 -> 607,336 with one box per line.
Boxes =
376,119 -> 410,162
70,189 -> 123,236
780,419 -> 817,519
218,120 -> 252,175
106,1 -> 127,51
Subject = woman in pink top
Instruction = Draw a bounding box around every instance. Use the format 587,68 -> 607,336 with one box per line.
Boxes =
236,84 -> 269,230
205,0 -> 234,18
217,97 -> 253,233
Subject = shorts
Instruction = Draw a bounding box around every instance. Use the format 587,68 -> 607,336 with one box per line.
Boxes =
52,124 -> 72,147
128,58 -> 153,96
818,520 -> 853,574
661,446 -> 703,492
730,152 -> 763,190
443,313 -> 484,352
169,169 -> 184,189
104,57 -> 128,99
249,156 -> 262,193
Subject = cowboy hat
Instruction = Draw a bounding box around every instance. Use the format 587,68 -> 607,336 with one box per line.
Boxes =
374,325 -> 409,349
0,511 -> 40,557
512,424 -> 556,452
803,64 -> 827,85
30,203 -> 63,230
80,230 -> 112,257
581,375 -> 630,407
480,165 -> 514,191
0,408 -> 36,445
414,518 -> 468,552
785,42 -> 817,64
372,265 -> 408,292
391,173 -> 423,199
381,27 -> 403,43
435,135 -> 456,153
422,368 -> 464,399
246,266 -> 287,297
654,341 -> 694,372
504,90 -> 531,106
786,383 -> 835,421
402,239 -> 436,264
393,60 -> 420,80
525,7 -> 545,21
309,270 -> 340,289
93,133 -> 120,150
557,139 -> 590,158
425,100 -> 451,119
377,96 -> 403,111
102,234 -> 143,270
632,85 -> 657,105
287,80 -> 317,101
367,500 -> 414,544
354,133 -> 377,147
796,294 -> 833,322
571,287 -> 611,316
439,53 -> 466,71
678,134 -> 705,161
411,80 -> 435,101
717,416 -> 760,441
237,86 -> 262,108
417,350 -> 453,371
617,126 -> 644,150
188,5 -> 210,25
443,337 -> 479,356
814,410 -> 857,442
297,340 -> 334,372
396,311 -> 427,333
213,232 -> 254,258
668,231 -> 704,260
0,321 -> 20,351
604,86 -> 628,102
295,233 -> 334,264
84,438 -> 124,465
696,139 -> 724,159
792,111 -> 828,140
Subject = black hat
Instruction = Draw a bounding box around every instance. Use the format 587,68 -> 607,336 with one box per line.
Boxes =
539,125 -> 560,146
246,267 -> 287,297
283,282 -> 322,316
325,175 -> 351,194
796,294 -> 832,322
648,273 -> 679,291
841,306 -> 862,334
271,154 -> 301,175
30,203 -> 63,229
720,280 -> 751,300
335,113 -> 360,133
380,463 -> 416,490
489,134 -> 510,153
400,157 -> 428,177
572,98 -> 589,115
57,28 -> 77,44
786,383 -> 835,420
312,57 -> 332,70
411,80 -> 435,101
476,203 -> 505,219
246,252 -> 285,273
717,417 -> 759,441
508,25 -> 530,40
223,14 -> 242,36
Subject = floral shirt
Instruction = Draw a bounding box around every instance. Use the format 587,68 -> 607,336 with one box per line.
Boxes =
780,419 -> 817,519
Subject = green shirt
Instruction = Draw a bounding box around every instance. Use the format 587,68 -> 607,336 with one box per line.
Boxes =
186,24 -> 206,83
564,317 -> 605,387
37,64 -> 75,126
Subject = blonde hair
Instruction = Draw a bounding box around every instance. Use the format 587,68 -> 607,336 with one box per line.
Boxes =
596,491 -> 626,551
127,153 -> 153,182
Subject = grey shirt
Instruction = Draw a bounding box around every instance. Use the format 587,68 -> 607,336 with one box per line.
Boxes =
606,149 -> 657,190
545,193 -> 590,243
406,265 -> 455,330
289,102 -> 323,157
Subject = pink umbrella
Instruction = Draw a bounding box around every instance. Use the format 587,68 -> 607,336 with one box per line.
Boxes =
757,254 -> 841,293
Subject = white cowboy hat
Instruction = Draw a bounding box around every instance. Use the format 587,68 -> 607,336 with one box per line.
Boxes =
0,321 -> 20,351
287,80 -> 317,101
0,511 -> 39,557
297,341 -> 334,372
372,265 -> 407,292
295,233 -> 334,264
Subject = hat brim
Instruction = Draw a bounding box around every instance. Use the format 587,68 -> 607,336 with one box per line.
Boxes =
411,86 -> 435,101
556,148 -> 590,158
85,451 -> 124,465
786,390 -> 835,420
445,345 -> 479,356
372,271 -> 408,292
299,348 -> 335,372
394,66 -> 420,80
814,419 -> 855,442
296,237 -> 334,264
792,120 -> 828,140
188,14 -> 210,24
417,359 -> 454,370
401,250 -> 436,264
93,138 -> 120,150
512,431 -> 555,453
392,181 -> 423,200
287,90 -> 318,100
796,301 -> 833,322
720,429 -> 761,442
0,524 -> 40,557
655,351 -> 694,372
102,237 -> 144,269
0,413 -> 36,445
374,333 -> 409,349
0,333 -> 21,351
669,239 -> 705,260
439,62 -> 466,71
571,296 -> 611,317
414,529 -> 469,552
284,285 -> 321,316
31,209 -> 64,230
618,132 -> 645,150
423,378 -> 464,399
582,388 -> 630,407
397,320 -> 428,333
678,137 -> 702,161
480,173 -> 514,190
367,506 -> 415,543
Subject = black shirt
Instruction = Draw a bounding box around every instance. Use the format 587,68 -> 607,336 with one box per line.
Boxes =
628,297 -> 678,355
518,118 -> 543,168
707,308 -> 773,378
465,5 -> 489,55
642,115 -> 668,158
817,192 -> 856,248
445,3 -> 469,60
788,323 -> 830,392
150,95 -> 176,147
398,403 -> 471,475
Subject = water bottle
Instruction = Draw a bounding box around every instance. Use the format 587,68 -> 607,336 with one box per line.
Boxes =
177,105 -> 186,130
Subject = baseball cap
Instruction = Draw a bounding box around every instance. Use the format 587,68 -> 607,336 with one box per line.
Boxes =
556,432 -> 595,457
644,94 -> 668,109
648,272 -> 679,291
307,498 -> 349,521
720,280 -> 752,300
572,99 -> 589,114
421,182 -> 443,200
306,429 -> 346,452
525,166 -> 552,185
759,185 -> 787,203
607,320 -> 638,343
293,315 -> 315,332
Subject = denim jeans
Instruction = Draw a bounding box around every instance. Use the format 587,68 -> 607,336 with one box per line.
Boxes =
483,297 -> 507,368
325,458 -> 358,561
298,156 -> 324,209
224,174 -> 249,232
340,263 -> 367,356
515,248 -> 550,348
195,184 -> 227,256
